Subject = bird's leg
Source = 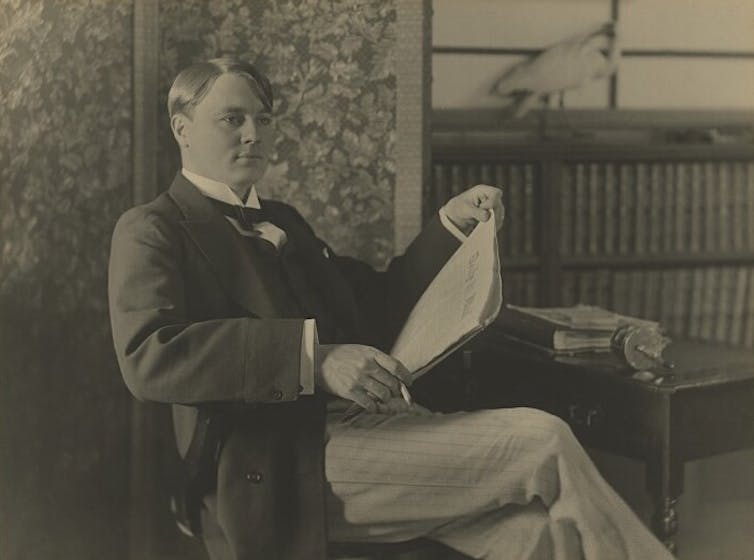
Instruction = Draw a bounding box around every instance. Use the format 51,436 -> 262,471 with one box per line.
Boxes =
560,94 -> 591,140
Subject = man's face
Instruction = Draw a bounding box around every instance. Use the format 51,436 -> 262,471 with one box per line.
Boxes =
174,73 -> 274,190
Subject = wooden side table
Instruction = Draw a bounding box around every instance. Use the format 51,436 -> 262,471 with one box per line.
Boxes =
464,334 -> 754,553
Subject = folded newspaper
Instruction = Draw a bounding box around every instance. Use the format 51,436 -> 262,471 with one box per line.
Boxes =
390,211 -> 503,380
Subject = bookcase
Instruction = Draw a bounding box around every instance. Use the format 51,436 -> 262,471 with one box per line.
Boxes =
430,112 -> 754,347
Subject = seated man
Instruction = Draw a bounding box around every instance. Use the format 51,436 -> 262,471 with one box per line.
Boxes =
108,57 -> 673,560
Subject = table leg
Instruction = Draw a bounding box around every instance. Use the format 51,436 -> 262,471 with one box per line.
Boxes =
651,496 -> 679,554
645,394 -> 684,554
646,450 -> 684,554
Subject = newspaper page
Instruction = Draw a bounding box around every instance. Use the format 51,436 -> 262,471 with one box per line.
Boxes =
390,211 -> 503,380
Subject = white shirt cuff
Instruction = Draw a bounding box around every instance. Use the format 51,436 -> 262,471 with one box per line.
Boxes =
439,206 -> 469,242
299,319 -> 317,395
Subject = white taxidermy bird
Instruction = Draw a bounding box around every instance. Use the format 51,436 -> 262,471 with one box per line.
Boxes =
491,21 -> 620,118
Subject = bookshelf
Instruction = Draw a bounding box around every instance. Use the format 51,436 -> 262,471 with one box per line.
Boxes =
430,110 -> 754,347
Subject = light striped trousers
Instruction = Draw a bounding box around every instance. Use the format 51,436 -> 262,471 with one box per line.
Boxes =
325,405 -> 674,560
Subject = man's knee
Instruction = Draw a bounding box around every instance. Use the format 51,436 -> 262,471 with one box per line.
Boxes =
483,407 -> 578,451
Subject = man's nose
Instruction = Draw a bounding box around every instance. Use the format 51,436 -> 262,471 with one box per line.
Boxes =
240,119 -> 258,144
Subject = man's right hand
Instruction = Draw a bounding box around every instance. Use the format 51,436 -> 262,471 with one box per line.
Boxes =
315,344 -> 412,412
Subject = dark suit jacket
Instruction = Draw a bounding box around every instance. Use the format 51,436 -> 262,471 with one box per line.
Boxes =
108,173 -> 460,559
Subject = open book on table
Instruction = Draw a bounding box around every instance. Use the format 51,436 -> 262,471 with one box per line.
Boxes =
390,211 -> 503,381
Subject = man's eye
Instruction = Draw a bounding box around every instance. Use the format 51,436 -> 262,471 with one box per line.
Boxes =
222,115 -> 244,126
257,115 -> 272,126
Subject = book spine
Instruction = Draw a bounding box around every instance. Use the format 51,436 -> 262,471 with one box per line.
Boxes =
577,270 -> 592,305
704,162 -> 717,253
588,163 -> 600,255
432,163 -> 449,211
561,271 -> 576,307
700,267 -> 717,341
657,269 -> 668,334
730,266 -> 748,346
717,163 -> 731,254
642,269 -> 659,322
450,163 -> 464,198
744,269 -> 754,348
659,269 -> 676,335
595,269 -> 610,309
674,163 -> 687,252
627,269 -> 644,319
524,164 -> 536,257
618,164 -> 634,255
649,163 -> 663,254
479,162 -> 493,189
635,162 -> 648,254
560,164 -> 574,256
690,162 -> 702,253
662,163 -> 675,254
673,268 -> 691,338
604,163 -> 617,255
610,270 -> 629,315
732,162 -> 745,251
509,164 -> 523,257
711,266 -> 733,342
469,161 -> 481,187
574,163 -> 586,256
501,270 -> 515,304
495,164 -> 510,258
688,267 -> 705,339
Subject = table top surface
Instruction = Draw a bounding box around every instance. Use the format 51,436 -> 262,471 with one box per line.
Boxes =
477,334 -> 754,392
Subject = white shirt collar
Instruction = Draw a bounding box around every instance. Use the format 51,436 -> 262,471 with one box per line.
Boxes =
181,168 -> 261,209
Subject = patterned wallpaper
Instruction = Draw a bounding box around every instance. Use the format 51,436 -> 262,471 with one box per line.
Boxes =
159,0 -> 397,267
0,0 -> 397,556
0,1 -> 132,558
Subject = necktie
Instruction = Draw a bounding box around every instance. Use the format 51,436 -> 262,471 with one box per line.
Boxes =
209,198 -> 288,251
210,199 -> 269,229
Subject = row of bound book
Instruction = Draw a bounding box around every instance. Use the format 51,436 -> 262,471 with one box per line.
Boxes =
431,159 -> 754,260
560,161 -> 754,257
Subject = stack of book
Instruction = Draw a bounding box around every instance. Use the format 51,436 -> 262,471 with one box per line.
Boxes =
492,304 -> 660,354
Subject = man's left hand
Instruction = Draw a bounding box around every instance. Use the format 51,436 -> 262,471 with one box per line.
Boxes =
443,184 -> 504,236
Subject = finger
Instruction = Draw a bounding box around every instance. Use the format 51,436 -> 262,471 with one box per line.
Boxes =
469,205 -> 491,223
349,387 -> 377,413
475,187 -> 503,209
496,200 -> 505,218
368,368 -> 401,396
375,398 -> 412,415
495,201 -> 506,229
362,376 -> 393,402
372,353 -> 412,385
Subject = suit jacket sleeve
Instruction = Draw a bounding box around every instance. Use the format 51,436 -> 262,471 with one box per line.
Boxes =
108,207 -> 304,405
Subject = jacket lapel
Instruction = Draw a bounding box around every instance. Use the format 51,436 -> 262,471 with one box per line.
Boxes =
263,202 -> 362,340
167,173 -> 281,318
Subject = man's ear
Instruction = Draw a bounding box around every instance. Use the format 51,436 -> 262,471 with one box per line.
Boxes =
171,113 -> 190,147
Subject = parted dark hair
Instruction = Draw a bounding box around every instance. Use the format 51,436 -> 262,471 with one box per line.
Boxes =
167,57 -> 274,119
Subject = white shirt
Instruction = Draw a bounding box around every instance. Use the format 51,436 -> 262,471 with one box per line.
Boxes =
182,168 -> 288,249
